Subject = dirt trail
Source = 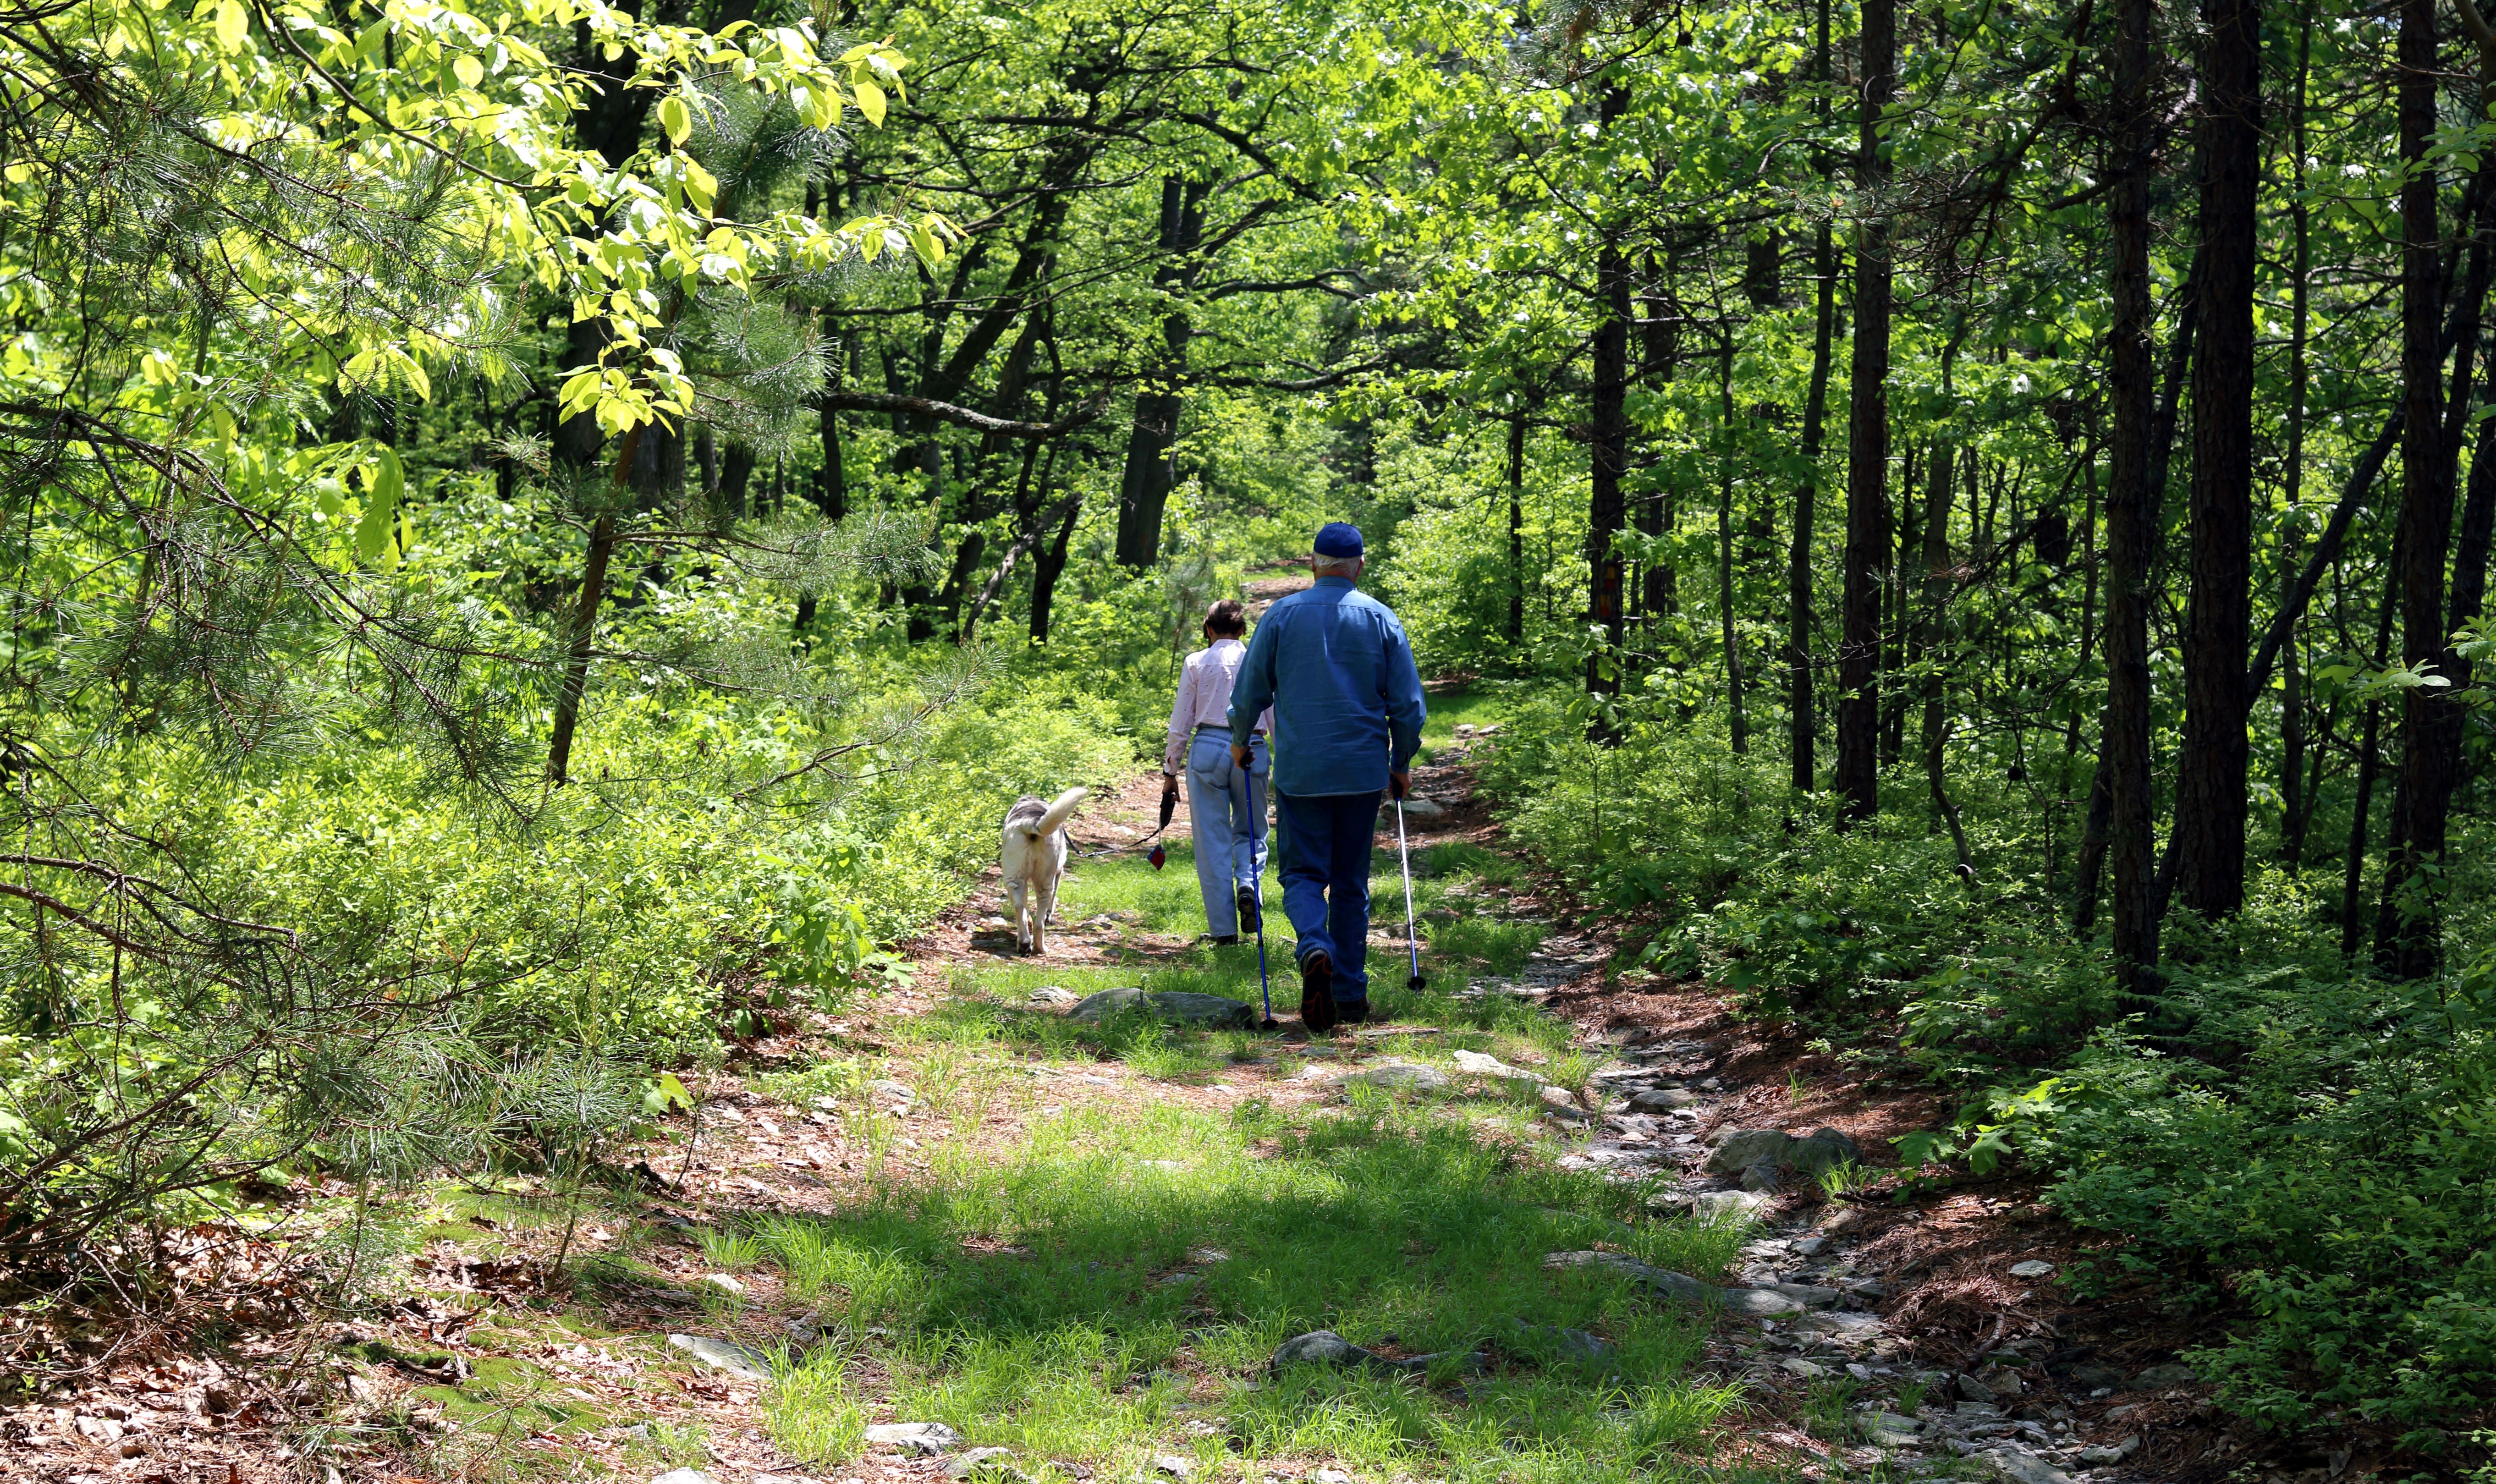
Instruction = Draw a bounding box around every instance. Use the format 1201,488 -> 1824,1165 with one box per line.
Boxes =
2,742 -> 2231,1484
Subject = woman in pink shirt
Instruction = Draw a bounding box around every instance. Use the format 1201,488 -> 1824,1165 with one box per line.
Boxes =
1162,600 -> 1273,943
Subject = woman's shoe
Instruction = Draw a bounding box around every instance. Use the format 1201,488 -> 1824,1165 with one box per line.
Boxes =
1210,934 -> 1241,946
1236,885 -> 1261,934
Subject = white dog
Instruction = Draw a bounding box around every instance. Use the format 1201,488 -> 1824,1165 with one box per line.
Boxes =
998,786 -> 1087,955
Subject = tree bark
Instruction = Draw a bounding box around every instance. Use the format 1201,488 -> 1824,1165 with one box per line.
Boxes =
1028,476 -> 1080,645
1116,177 -> 1208,569
2280,6 -> 2315,871
2171,0 -> 2260,920
1836,0 -> 1894,825
1718,343 -> 1748,754
2344,566 -> 2401,956
547,509 -> 618,785
2373,0 -> 2469,978
1921,438 -> 1973,870
2101,0 -> 2162,989
1509,413 -> 1527,645
1792,214 -> 1836,793
1586,85 -> 1634,709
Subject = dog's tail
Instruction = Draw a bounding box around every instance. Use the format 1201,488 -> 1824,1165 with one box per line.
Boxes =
1028,785 -> 1088,838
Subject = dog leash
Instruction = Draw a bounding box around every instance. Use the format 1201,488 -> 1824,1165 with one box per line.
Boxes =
1075,791 -> 1177,863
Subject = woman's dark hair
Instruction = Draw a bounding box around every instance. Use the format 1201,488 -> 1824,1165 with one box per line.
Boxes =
1203,599 -> 1248,638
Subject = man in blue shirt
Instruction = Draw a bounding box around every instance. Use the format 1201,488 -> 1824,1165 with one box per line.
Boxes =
1227,522 -> 1427,1030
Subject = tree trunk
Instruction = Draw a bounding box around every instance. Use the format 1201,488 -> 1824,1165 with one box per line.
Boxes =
1509,413 -> 1527,645
547,509 -> 619,785
2343,568 -> 2401,956
1920,438 -> 1973,869
1115,178 -> 1207,569
819,307 -> 847,522
1718,344 -> 1748,754
2280,7 -> 2315,871
720,445 -> 753,520
2171,0 -> 2260,920
1028,476 -> 1079,645
1792,215 -> 1836,794
2373,0 -> 2467,978
1586,85 -> 1634,709
2101,0 -> 2162,989
1836,0 -> 1894,825
1883,445 -> 1916,769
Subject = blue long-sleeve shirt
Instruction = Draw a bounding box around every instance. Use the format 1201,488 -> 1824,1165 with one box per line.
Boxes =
1227,576 -> 1426,797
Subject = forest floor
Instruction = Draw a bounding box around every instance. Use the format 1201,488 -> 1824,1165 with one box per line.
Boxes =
2,699 -> 2318,1484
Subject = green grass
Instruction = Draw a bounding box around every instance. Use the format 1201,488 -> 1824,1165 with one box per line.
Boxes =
753,1091 -> 1754,1480
734,832 -> 1790,1484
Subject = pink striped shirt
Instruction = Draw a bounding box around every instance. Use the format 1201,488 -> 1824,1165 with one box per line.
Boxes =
1164,638 -> 1273,773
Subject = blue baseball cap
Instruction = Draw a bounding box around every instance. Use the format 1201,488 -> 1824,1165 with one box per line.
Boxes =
1314,522 -> 1364,558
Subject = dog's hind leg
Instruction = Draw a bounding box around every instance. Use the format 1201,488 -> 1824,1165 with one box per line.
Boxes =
1006,877 -> 1029,954
1034,872 -> 1060,957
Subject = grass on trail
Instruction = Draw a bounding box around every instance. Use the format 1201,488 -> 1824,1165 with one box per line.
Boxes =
720,841 -> 1801,1484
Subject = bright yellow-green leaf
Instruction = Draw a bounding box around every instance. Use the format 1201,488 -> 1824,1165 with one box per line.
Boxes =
659,94 -> 692,145
213,0 -> 247,49
852,79 -> 886,127
356,446 -> 404,567
452,54 -> 484,88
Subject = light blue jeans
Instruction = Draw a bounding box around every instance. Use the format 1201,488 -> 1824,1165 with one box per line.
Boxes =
1185,728 -> 1269,937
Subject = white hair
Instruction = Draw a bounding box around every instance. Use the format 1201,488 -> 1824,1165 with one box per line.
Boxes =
1312,552 -> 1361,577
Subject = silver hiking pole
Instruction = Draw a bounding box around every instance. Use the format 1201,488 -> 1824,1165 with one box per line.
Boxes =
1233,744 -> 1279,1030
1394,794 -> 1424,995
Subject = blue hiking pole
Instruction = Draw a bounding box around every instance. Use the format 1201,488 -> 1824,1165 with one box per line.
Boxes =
1252,867 -> 1277,1030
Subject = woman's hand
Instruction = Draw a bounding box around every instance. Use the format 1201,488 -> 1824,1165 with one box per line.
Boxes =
1162,772 -> 1180,799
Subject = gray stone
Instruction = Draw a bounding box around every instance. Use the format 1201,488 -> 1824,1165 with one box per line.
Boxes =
1981,1449 -> 2075,1484
1270,1330 -> 1381,1371
1791,1235 -> 1831,1257
1688,1190 -> 1773,1224
1864,1412 -> 1923,1443
1151,1455 -> 1194,1479
1384,796 -> 1448,818
2130,1363 -> 2196,1389
1785,1128 -> 1864,1176
666,1334 -> 771,1381
1719,1286 -> 1807,1318
2075,1436 -> 2141,1465
1068,989 -> 1255,1029
1338,1062 -> 1450,1094
867,1422 -> 964,1456
1538,1083 -> 1582,1110
868,1078 -> 916,1105
2007,1259 -> 2056,1280
1629,1088 -> 1699,1111
947,1449 -> 1022,1481
1501,1320 -> 1614,1366
1705,1128 -> 1796,1174
1761,1283 -> 1842,1309
1957,1372 -> 1998,1405
1781,1358 -> 1831,1379
2066,1364 -> 2125,1393
1740,1158 -> 1782,1193
651,1471 -> 722,1484
1453,1049 -> 1544,1083
1029,986 -> 1081,1005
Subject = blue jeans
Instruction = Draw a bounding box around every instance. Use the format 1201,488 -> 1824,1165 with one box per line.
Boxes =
1185,730 -> 1267,936
1274,789 -> 1381,1001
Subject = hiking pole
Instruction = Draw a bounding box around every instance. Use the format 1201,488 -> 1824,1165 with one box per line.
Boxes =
1251,866 -> 1277,1029
1393,792 -> 1425,995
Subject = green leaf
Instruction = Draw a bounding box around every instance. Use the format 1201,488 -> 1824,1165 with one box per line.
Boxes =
356,446 -> 403,567
659,94 -> 692,146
